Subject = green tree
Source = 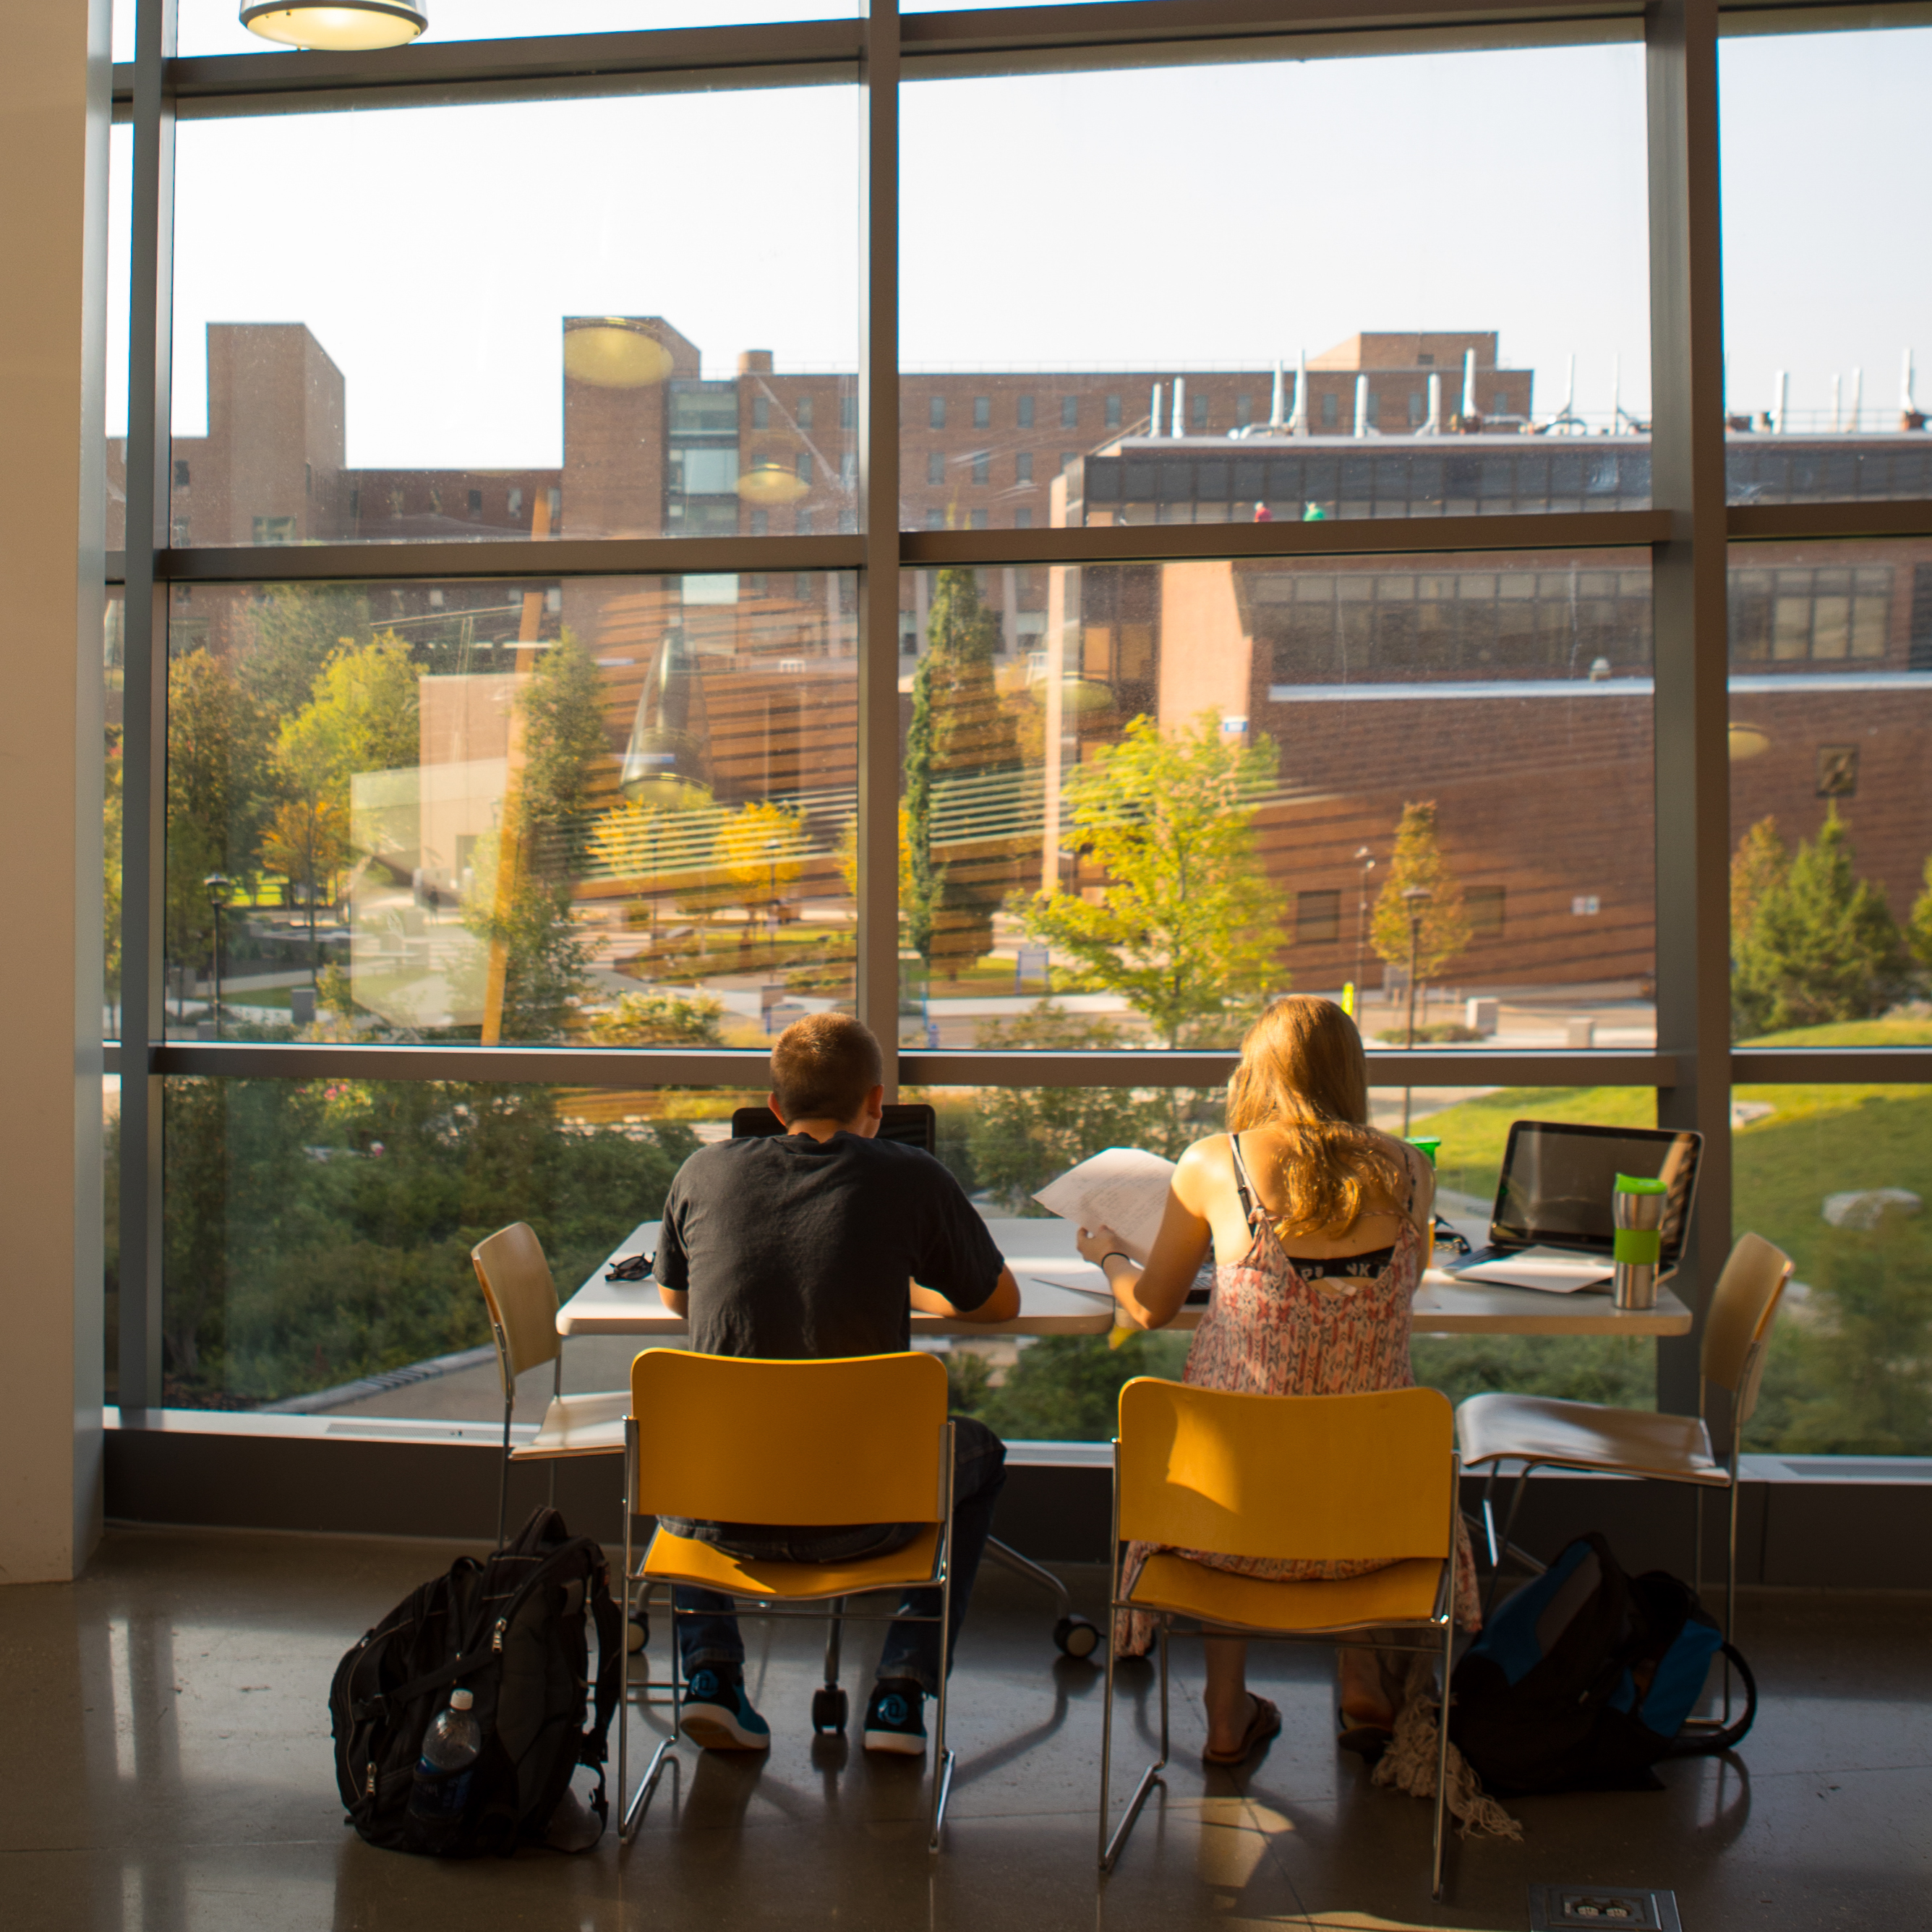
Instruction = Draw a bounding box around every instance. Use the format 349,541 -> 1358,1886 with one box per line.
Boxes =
972,1329 -> 1192,1441
104,724 -> 122,1015
1730,814 -> 1790,956
588,988 -> 727,1047
167,649 -> 274,985
1907,854 -> 1932,978
1732,808 -> 1910,1037
466,634 -> 604,1041
1369,801 -> 1471,993
275,633 -> 422,842
237,584 -> 376,722
905,568 -> 1018,970
1017,712 -> 1285,1048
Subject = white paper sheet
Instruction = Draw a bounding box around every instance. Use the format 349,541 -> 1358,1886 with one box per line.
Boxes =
1031,1146 -> 1177,1259
1455,1246 -> 1614,1294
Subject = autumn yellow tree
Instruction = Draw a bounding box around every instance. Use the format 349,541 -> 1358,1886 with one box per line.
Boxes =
590,790 -> 714,941
719,800 -> 808,928
1369,801 -> 1471,999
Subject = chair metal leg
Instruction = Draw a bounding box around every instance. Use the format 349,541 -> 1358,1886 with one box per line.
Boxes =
623,1582 -> 679,1842
986,1535 -> 1074,1619
497,1400 -> 513,1550
1723,1460 -> 1741,1723
1482,1465 -> 1534,1616
1100,1620 -> 1168,1874
1097,1613 -> 1119,1868
928,1445 -> 957,1854
822,1599 -> 845,1689
1431,1610 -> 1454,1902
1478,1466 -> 1501,1568
1693,1484 -> 1706,1606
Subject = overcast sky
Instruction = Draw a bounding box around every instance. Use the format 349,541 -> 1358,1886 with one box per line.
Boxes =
106,18 -> 1931,467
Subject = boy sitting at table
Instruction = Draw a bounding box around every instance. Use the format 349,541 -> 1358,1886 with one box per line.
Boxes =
651,1011 -> 1020,1756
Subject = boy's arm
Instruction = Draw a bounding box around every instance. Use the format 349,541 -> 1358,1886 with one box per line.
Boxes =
911,1268 -> 1020,1324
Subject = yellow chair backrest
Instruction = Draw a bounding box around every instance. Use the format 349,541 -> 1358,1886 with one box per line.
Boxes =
630,1349 -> 949,1528
1117,1380 -> 1454,1565
471,1222 -> 563,1394
1698,1231 -> 1794,1406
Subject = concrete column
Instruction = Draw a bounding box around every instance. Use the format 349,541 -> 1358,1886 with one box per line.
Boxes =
0,0 -> 110,1581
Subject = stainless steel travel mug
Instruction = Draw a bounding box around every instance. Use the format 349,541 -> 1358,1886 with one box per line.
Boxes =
1612,1174 -> 1667,1310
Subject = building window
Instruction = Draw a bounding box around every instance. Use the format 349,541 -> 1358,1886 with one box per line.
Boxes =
795,573 -> 812,602
796,508 -> 813,535
1061,396 -> 1078,429
1295,890 -> 1341,944
1060,451 -> 1078,472
750,508 -> 769,535
1409,390 -> 1426,424
753,396 -> 769,429
796,452 -> 813,484
1321,393 -> 1338,429
467,488 -> 483,515
252,515 -> 296,544
840,393 -> 855,429
173,458 -> 190,487
927,452 -> 944,486
926,508 -> 946,529
973,396 -> 990,428
1466,886 -> 1506,939
1191,394 -> 1208,431
797,395 -> 813,429
508,486 -> 523,518
840,451 -> 856,487
1014,508 -> 1032,529
1105,394 -> 1121,430
1365,389 -> 1380,422
1016,452 -> 1033,484
1728,565 -> 1891,662
1236,394 -> 1252,425
972,450 -> 989,484
304,462 -> 313,497
349,487 -> 359,518
1017,395 -> 1035,428
930,396 -> 946,429
1493,390 -> 1509,414
544,586 -> 562,613
969,508 -> 988,529
546,487 -> 561,520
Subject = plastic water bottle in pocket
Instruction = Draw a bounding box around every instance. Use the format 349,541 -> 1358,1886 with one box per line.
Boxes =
406,1688 -> 482,1838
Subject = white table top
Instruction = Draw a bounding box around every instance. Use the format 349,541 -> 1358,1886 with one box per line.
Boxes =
556,1218 -> 1691,1341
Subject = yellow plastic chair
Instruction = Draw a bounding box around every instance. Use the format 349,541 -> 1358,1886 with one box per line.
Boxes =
1456,1230 -> 1794,1704
471,1223 -> 629,1545
1101,1380 -> 1461,1897
618,1348 -> 958,1850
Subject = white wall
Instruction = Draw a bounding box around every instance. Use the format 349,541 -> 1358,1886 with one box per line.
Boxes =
0,0 -> 110,1582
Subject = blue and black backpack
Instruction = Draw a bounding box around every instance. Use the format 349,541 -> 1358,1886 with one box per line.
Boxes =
1448,1531 -> 1756,1795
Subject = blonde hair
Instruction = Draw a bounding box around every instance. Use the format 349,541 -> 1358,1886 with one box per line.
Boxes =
1225,996 -> 1409,1239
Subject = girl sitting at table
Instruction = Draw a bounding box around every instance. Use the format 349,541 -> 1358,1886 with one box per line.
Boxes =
1075,993 -> 1482,1766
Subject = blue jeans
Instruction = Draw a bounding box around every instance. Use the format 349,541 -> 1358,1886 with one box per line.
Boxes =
671,1416 -> 1007,1700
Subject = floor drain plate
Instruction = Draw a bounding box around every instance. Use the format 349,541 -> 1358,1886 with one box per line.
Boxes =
1529,1885 -> 1682,1931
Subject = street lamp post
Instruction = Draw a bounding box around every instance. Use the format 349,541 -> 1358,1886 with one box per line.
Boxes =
204,873 -> 232,1039
1400,884 -> 1432,1135
1354,846 -> 1375,1001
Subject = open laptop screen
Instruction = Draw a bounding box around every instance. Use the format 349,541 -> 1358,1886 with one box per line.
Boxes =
1491,1121 -> 1703,1262
730,1103 -> 937,1155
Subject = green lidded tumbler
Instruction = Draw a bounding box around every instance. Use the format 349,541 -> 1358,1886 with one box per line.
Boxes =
1612,1173 -> 1668,1309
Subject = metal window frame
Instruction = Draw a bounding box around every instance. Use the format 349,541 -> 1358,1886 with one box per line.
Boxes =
108,0 -> 1932,1419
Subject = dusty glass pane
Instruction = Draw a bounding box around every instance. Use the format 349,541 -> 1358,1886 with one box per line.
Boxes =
1719,26 -> 1932,505
157,1080 -> 764,1412
162,574 -> 857,1045
897,555 -> 1655,1051
901,44 -> 1651,530
169,86 -> 859,544
1733,1079 -> 1932,1455
1727,539 -> 1931,1041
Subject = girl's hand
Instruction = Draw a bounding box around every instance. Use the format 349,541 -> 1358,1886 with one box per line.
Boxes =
1076,1223 -> 1129,1267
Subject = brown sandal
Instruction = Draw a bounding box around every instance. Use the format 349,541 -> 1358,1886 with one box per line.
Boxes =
1201,1694 -> 1281,1766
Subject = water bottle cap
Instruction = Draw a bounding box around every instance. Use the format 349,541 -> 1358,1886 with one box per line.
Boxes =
449,1688 -> 474,1711
1615,1174 -> 1667,1194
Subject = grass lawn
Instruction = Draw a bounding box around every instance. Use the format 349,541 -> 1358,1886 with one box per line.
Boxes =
1403,1084 -> 1659,1215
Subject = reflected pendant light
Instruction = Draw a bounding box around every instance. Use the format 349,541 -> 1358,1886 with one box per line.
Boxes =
563,317 -> 675,390
620,625 -> 714,806
1728,723 -> 1771,762
1033,674 -> 1114,715
736,461 -> 811,508
240,2 -> 427,48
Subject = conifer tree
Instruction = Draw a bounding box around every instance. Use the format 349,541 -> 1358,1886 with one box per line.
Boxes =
1369,801 -> 1471,989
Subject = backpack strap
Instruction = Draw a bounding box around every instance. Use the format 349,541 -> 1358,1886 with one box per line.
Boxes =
578,1556 -> 625,1829
1662,1643 -> 1758,1758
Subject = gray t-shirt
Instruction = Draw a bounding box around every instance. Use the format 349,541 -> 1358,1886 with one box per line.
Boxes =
654,1129 -> 1004,1359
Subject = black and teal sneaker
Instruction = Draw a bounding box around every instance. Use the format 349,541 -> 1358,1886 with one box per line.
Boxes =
680,1668 -> 770,1752
863,1679 -> 928,1756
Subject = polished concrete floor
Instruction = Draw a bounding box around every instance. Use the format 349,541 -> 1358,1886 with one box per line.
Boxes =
4,1526 -> 1927,1931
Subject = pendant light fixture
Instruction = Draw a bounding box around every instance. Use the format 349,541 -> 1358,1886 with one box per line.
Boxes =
240,3 -> 427,50
563,317 -> 676,391
735,461 -> 811,507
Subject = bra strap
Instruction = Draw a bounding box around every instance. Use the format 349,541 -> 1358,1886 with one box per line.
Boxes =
1229,1133 -> 1261,1231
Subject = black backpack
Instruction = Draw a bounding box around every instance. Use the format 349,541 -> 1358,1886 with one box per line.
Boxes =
330,1506 -> 623,1857
1449,1531 -> 1757,1796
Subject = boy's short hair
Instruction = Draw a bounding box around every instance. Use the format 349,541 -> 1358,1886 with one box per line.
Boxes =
770,1012 -> 884,1125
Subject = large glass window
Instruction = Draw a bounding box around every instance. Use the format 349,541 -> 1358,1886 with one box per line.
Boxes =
163,574 -> 856,1045
1727,539 -> 1931,1042
900,44 -> 1651,529
1719,25 -> 1932,503
897,555 -> 1654,1051
170,87 -> 860,544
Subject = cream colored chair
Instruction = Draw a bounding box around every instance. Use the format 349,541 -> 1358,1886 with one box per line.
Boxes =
618,1348 -> 959,1850
471,1221 -> 629,1546
1457,1229 -> 1793,1699
1101,1380 -> 1461,1898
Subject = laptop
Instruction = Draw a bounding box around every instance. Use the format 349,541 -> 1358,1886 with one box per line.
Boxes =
1448,1120 -> 1704,1287
730,1102 -> 937,1154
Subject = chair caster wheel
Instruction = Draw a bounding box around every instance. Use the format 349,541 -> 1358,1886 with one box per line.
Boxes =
1054,1615 -> 1100,1660
811,1686 -> 848,1733
626,1615 -> 649,1655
